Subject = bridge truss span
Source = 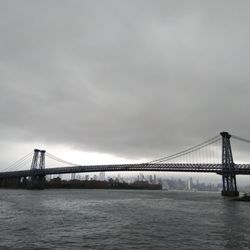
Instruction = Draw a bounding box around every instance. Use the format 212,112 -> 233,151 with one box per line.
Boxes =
42,163 -> 224,175
1,163 -> 250,179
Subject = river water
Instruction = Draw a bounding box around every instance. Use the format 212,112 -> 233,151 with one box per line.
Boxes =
0,189 -> 249,250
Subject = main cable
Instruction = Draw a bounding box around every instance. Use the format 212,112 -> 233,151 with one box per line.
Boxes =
3,151 -> 34,172
231,135 -> 250,144
148,135 -> 221,164
46,152 -> 78,166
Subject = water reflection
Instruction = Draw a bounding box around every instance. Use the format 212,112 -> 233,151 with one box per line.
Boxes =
220,198 -> 249,249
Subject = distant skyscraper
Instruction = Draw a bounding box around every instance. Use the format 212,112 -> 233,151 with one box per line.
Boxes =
187,177 -> 193,190
153,174 -> 156,184
99,172 -> 105,181
117,174 -> 121,181
139,173 -> 144,181
149,175 -> 153,184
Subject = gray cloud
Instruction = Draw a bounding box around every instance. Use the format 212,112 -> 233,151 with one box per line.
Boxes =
1,0 -> 250,161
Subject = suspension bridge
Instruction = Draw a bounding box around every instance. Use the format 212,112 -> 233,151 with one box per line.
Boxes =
1,131 -> 250,196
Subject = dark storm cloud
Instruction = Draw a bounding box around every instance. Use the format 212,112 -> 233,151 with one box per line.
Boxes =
1,0 -> 250,159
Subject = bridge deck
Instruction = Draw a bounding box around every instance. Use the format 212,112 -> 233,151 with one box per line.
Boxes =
1,163 -> 250,178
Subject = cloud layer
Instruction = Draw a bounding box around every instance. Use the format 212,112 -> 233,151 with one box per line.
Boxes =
1,1 -> 250,161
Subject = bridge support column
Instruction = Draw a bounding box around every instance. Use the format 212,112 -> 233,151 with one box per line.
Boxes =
221,132 -> 239,197
28,175 -> 46,189
28,149 -> 46,189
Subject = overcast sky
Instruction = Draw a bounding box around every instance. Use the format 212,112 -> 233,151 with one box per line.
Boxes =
1,1 -> 250,176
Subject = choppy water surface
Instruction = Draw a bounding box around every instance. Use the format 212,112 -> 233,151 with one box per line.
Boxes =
0,189 -> 249,250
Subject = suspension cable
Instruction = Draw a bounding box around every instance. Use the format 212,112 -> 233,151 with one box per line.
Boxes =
3,151 -> 34,172
154,138 -> 221,163
148,135 -> 221,164
11,157 -> 34,171
231,135 -> 250,144
46,152 -> 77,166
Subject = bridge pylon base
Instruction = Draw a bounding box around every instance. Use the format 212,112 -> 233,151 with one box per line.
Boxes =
28,175 -> 46,190
221,190 -> 239,197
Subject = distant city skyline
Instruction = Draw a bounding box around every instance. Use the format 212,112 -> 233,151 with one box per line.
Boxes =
57,172 -> 250,192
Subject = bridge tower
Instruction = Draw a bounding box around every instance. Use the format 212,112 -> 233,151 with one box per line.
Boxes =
28,149 -> 46,189
221,132 -> 239,197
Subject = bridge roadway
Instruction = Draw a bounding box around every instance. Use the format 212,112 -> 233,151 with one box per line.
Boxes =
1,163 -> 250,179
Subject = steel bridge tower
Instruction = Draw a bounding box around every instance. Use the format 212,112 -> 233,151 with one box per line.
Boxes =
221,132 -> 239,197
29,149 -> 46,189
